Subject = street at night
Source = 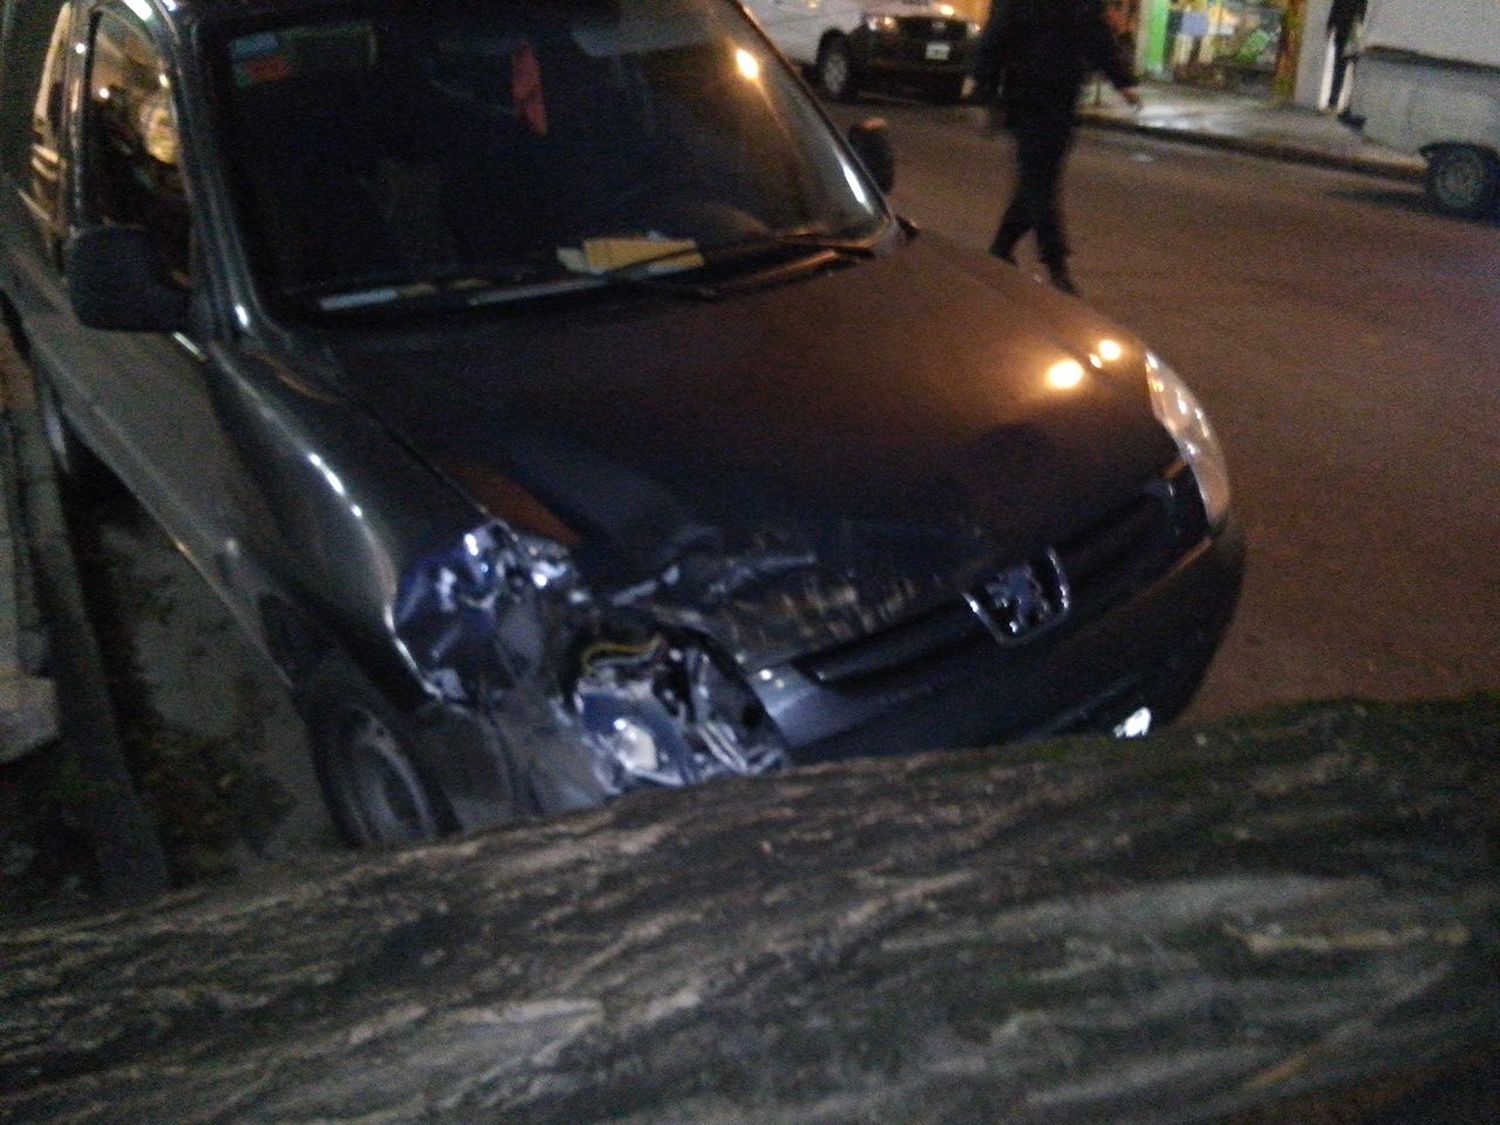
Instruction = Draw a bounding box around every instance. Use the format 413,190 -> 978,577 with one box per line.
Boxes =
1,0 -> 1498,1110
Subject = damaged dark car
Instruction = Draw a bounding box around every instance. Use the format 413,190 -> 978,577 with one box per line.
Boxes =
0,0 -> 1243,845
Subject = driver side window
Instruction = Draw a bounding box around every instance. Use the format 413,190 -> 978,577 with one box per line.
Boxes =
83,6 -> 190,285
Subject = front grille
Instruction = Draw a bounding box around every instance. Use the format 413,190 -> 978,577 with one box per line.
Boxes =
796,462 -> 1208,687
1057,460 -> 1208,618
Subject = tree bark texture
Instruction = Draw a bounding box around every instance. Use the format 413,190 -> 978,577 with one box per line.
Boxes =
2,699 -> 1498,1122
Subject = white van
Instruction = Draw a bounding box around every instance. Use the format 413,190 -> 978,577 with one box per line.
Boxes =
1349,0 -> 1500,215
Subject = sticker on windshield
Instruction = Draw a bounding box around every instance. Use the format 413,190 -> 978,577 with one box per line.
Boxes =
229,32 -> 290,86
230,31 -> 280,61
229,22 -> 376,87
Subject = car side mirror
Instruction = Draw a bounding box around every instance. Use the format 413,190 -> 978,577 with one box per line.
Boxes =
847,118 -> 895,193
66,225 -> 190,334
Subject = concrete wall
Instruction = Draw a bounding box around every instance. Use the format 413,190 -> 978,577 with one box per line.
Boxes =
1295,0 -> 1334,107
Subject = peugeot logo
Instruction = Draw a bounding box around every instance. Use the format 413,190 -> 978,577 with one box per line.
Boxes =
965,550 -> 1071,646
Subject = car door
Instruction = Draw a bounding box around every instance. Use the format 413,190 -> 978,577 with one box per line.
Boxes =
55,1 -> 241,585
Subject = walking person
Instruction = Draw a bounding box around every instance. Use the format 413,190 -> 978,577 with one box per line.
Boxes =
971,0 -> 1140,296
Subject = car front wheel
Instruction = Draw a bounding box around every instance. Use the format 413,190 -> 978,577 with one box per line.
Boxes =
301,658 -> 457,846
1425,145 -> 1500,217
817,36 -> 858,102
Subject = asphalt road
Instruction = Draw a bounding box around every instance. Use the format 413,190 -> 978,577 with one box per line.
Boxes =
830,99 -> 1500,720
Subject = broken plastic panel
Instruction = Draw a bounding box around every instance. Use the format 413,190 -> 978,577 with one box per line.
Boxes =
613,520 -> 1000,671
393,522 -> 785,810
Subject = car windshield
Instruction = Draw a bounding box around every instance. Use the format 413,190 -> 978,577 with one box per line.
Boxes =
210,0 -> 887,312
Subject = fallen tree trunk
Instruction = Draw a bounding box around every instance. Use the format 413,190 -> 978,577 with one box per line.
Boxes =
2,699 -> 1498,1122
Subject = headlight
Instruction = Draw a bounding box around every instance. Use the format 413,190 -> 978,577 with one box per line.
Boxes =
967,20 -> 983,37
863,13 -> 898,32
1146,354 -> 1231,527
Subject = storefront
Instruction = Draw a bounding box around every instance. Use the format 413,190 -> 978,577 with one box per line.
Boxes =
1130,0 -> 1307,97
964,0 -> 1323,104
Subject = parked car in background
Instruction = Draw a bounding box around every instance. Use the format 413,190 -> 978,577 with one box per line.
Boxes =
0,0 -> 1241,847
744,0 -> 979,102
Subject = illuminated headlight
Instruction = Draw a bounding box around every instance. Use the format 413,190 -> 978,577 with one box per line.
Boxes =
863,13 -> 898,32
1146,354 -> 1231,527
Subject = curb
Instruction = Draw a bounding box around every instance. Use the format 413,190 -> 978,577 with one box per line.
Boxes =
1078,113 -> 1427,183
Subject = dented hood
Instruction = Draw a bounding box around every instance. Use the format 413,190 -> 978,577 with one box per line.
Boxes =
330,235 -> 1178,594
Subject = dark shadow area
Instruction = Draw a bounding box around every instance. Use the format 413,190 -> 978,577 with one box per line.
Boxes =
1330,185 -> 1500,225
0,740 -> 101,919
56,476 -> 331,893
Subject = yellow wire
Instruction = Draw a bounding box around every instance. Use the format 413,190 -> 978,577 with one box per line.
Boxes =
580,637 -> 662,670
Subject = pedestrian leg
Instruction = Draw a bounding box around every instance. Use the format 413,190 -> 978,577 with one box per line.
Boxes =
1019,126 -> 1076,294
990,190 -> 1032,263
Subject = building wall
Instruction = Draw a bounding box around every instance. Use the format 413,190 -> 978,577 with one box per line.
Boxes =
1295,0 -> 1334,107
946,0 -> 991,22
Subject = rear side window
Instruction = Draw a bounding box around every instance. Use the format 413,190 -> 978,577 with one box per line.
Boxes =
83,5 -> 190,283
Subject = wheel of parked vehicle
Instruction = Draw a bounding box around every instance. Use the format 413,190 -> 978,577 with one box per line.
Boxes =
816,36 -> 858,102
301,658 -> 457,846
1424,145 -> 1500,218
33,369 -> 113,494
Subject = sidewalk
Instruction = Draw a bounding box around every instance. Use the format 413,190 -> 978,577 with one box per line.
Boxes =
1077,78 -> 1426,182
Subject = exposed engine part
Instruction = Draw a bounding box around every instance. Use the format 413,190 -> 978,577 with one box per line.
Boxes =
392,522 -> 785,814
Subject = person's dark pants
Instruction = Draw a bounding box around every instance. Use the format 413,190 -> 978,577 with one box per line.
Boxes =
990,113 -> 1076,269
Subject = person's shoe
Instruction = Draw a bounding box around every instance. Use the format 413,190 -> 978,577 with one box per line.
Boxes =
991,248 -> 1017,266
1047,264 -> 1078,296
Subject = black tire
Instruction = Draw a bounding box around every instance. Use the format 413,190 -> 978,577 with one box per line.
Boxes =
300,658 -> 458,847
926,75 -> 966,104
1425,145 -> 1500,218
33,368 -> 115,495
816,36 -> 858,102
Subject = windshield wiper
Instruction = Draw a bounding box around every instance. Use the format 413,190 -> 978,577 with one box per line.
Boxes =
301,226 -> 880,313
577,227 -> 878,296
755,228 -> 880,258
686,228 -> 878,269
295,255 -> 547,313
